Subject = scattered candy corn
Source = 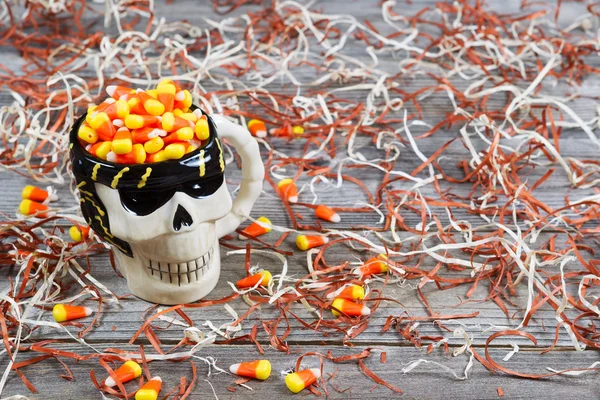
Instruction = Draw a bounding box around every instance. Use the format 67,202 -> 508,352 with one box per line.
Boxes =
229,360 -> 271,380
247,119 -> 267,138
326,284 -> 365,301
69,225 -> 91,242
296,235 -> 328,251
315,204 -> 340,223
236,269 -> 273,289
331,298 -> 370,317
21,185 -> 56,203
277,178 -> 298,203
105,360 -> 142,387
19,199 -> 49,217
355,254 -> 389,277
285,369 -> 321,394
239,216 -> 272,240
135,377 -> 162,400
52,304 -> 93,322
80,84 -> 211,164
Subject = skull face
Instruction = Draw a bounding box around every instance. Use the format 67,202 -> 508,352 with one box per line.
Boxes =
95,178 -> 232,304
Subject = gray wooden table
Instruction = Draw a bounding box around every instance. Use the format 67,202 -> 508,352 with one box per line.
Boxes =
1,1 -> 600,399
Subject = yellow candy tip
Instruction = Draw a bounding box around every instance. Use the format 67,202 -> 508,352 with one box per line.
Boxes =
255,360 -> 271,380
296,235 -> 309,251
52,304 -> 67,322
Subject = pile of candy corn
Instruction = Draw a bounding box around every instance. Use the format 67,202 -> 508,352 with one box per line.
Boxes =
77,81 -> 211,164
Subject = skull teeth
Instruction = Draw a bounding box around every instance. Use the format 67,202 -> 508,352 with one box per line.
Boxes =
147,248 -> 213,286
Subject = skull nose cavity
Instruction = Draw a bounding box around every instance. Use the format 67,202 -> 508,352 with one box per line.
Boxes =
173,205 -> 193,231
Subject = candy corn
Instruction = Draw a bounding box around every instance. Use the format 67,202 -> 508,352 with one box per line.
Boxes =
157,82 -> 176,113
127,96 -> 149,115
22,185 -> 56,203
236,269 -> 273,289
174,89 -> 192,110
247,119 -> 267,138
104,99 -> 130,120
132,127 -> 166,144
78,124 -> 99,144
105,360 -> 142,387
19,199 -> 49,217
107,85 -> 136,100
144,136 -> 165,154
277,178 -> 298,203
125,114 -> 161,130
135,377 -> 162,400
89,112 -> 116,141
239,216 -> 272,240
162,112 -> 193,132
146,150 -> 166,163
331,298 -> 370,317
195,117 -> 210,140
137,91 -> 165,116
112,127 -> 133,154
87,141 -> 112,160
164,143 -> 187,160
52,304 -> 93,322
315,204 -> 340,223
107,144 -> 146,164
285,369 -> 321,394
69,225 -> 91,242
163,127 -> 194,144
355,254 -> 389,277
296,235 -> 328,251
229,360 -> 271,380
326,284 -> 365,301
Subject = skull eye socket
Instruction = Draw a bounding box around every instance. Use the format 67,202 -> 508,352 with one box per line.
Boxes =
119,188 -> 176,216
117,174 -> 224,216
181,175 -> 224,199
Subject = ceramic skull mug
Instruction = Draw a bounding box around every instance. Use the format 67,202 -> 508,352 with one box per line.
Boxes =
70,107 -> 264,305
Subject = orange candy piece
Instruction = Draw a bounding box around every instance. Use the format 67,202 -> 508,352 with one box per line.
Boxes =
315,204 -> 340,223
229,360 -> 271,380
162,112 -> 193,132
331,298 -> 370,317
236,270 -> 273,289
19,199 -> 49,217
104,99 -> 130,120
52,304 -> 93,322
89,112 -> 116,141
125,114 -> 161,130
87,141 -> 112,160
105,360 -> 142,387
355,254 -> 389,277
22,185 -> 56,203
107,85 -> 136,100
132,127 -> 166,144
239,217 -> 271,240
296,235 -> 328,251
135,376 -> 162,400
112,127 -> 133,155
285,369 -> 321,394
277,178 -> 298,203
247,119 -> 267,138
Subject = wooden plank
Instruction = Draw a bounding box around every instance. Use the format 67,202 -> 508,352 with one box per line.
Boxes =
1,232 -> 591,348
1,343 -> 599,399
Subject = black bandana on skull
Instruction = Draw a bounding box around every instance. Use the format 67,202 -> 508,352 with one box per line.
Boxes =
70,105 -> 225,257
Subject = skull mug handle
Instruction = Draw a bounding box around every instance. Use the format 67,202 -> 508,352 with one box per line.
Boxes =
211,114 -> 265,238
